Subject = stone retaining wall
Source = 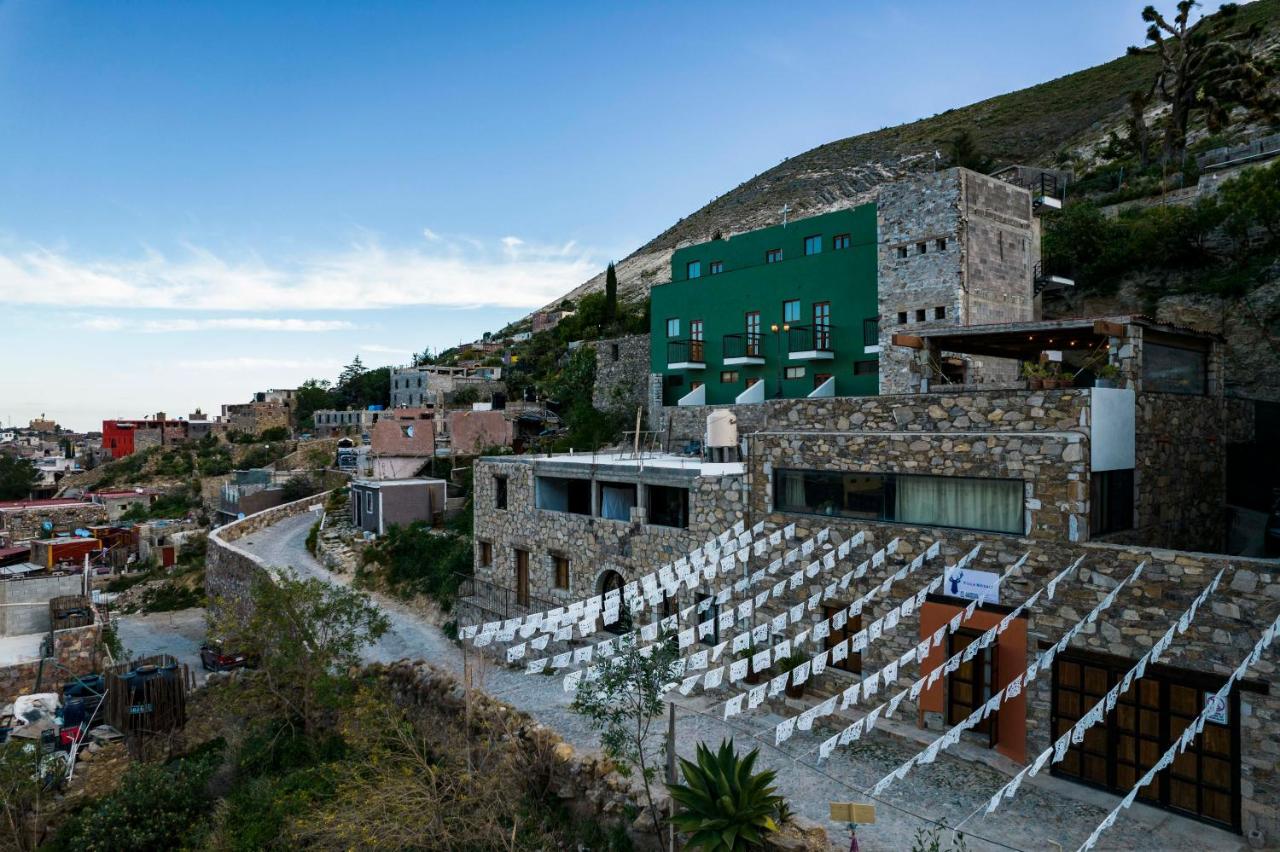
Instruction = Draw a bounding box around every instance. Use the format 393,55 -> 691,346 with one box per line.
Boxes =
0,622 -> 102,700
593,334 -> 650,414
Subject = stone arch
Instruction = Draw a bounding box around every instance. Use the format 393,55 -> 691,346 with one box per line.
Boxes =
596,568 -> 631,634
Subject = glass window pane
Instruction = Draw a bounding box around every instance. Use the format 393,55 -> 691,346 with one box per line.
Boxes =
1143,341 -> 1207,394
893,474 -> 1023,534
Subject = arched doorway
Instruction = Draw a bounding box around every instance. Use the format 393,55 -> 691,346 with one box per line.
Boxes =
598,570 -> 631,635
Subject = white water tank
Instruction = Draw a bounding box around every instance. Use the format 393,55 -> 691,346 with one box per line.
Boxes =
706,410 -> 738,448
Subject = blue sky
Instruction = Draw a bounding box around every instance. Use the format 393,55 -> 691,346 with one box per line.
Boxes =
0,0 -> 1154,431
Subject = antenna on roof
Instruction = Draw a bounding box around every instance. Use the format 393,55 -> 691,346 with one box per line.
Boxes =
780,203 -> 791,227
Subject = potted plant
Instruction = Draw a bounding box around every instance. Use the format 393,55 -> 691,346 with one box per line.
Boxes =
1043,362 -> 1065,389
1094,363 -> 1120,388
777,651 -> 809,699
1021,361 -> 1045,390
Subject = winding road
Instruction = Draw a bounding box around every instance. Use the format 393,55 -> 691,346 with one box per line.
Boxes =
223,511 -> 1238,852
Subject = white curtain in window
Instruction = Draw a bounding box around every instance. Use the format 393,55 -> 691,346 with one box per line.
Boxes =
895,476 -> 1022,534
780,471 -> 807,510
601,485 -> 636,521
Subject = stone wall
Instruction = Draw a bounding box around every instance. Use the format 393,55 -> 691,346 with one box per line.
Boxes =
0,622 -> 102,700
0,572 -> 86,635
876,169 -> 1035,394
0,502 -> 109,543
224,402 -> 289,436
206,490 -> 334,621
592,334 -> 651,414
471,458 -> 746,605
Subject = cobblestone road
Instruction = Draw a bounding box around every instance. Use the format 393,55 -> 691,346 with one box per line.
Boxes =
235,513 -> 1246,852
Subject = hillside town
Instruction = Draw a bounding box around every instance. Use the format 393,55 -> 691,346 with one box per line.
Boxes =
2,2 -> 1280,851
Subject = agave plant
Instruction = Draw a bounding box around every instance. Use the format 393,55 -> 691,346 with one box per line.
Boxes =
668,739 -> 787,851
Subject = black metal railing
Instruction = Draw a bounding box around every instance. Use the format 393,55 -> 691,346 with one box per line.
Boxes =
453,573 -> 557,622
1030,173 -> 1060,204
787,324 -> 834,353
666,339 -> 706,364
1033,261 -> 1074,295
722,333 -> 763,359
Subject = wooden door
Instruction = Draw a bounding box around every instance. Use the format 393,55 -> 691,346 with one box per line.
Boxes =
515,549 -> 529,608
947,629 -> 993,737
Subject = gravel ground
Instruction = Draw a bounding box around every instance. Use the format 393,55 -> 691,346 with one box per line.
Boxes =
232,513 -> 1247,852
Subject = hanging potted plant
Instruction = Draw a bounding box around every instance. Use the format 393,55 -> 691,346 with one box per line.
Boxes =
777,651 -> 810,699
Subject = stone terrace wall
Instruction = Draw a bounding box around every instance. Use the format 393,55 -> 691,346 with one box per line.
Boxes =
593,334 -> 650,414
472,458 -> 746,604
736,509 -> 1280,842
0,622 -> 101,700
206,490 -> 334,621
662,388 -> 1090,446
0,503 -> 109,543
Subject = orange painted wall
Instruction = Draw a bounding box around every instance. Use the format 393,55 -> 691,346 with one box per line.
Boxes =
917,599 -> 1028,765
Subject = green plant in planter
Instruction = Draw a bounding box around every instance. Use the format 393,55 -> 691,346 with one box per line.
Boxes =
668,739 -> 787,851
1094,362 -> 1121,387
776,651 -> 810,698
735,644 -> 762,685
1021,361 -> 1047,389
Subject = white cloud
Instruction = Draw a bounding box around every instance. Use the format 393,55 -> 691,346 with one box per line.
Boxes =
422,228 -> 441,242
0,234 -> 598,311
360,343 -> 415,355
76,317 -> 354,333
176,357 -> 343,370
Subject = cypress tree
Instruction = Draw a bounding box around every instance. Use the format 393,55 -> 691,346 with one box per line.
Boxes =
604,262 -> 618,328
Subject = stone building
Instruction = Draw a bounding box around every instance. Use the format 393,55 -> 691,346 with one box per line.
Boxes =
0,499 -> 109,544
464,452 -> 747,623
221,400 -> 290,436
312,408 -> 381,438
390,365 -> 504,408
592,335 -> 650,414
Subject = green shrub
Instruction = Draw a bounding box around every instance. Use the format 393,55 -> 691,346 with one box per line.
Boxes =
360,522 -> 472,608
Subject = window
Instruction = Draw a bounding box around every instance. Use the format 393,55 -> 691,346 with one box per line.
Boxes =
535,476 -> 591,514
784,366 -> 805,380
783,299 -> 801,323
936,238 -> 948,251
862,317 -> 879,347
813,302 -> 831,350
804,235 -> 822,256
709,261 -> 724,275
935,306 -> 947,320
1090,469 -> 1134,535
690,319 -> 704,361
896,246 -> 908,259
765,248 -> 783,263
649,484 -> 689,528
915,308 -> 926,322
666,318 -> 680,338
917,242 -> 927,255
773,469 -> 1024,534
1143,340 -> 1208,395
494,476 -> 508,510
720,370 -> 740,383
745,311 -> 761,356
553,554 -> 570,589
599,481 -> 638,521
479,540 -> 492,567
813,373 -> 832,389
686,260 -> 701,279
854,360 -> 878,376
897,311 -> 908,325
365,492 -> 373,513
833,234 -> 851,250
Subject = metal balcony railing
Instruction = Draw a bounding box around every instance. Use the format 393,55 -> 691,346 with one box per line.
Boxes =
862,317 -> 880,348
1033,261 -> 1075,295
722,333 -> 764,360
787,324 -> 834,354
667,339 -> 706,365
453,573 -> 557,621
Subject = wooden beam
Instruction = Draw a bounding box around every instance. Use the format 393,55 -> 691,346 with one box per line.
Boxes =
1092,320 -> 1126,338
891,333 -> 924,350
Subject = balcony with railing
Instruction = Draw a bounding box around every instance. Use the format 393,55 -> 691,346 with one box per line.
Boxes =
722,333 -> 765,365
453,573 -> 558,623
787,324 -> 835,360
1034,261 -> 1075,295
666,339 -> 707,369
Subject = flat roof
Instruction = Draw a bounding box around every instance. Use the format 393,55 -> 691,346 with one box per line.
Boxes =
0,499 -> 93,510
901,315 -> 1218,360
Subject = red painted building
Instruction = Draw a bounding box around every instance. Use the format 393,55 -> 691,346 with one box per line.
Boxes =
102,418 -> 189,458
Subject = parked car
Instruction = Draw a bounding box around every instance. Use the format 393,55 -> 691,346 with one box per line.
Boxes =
199,642 -> 253,672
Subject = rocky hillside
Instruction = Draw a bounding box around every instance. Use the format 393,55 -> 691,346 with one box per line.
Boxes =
551,0 -> 1280,309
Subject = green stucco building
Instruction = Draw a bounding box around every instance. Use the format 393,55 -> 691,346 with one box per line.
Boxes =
649,204 -> 881,405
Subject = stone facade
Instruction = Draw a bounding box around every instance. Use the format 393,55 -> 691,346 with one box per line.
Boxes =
0,502 -> 109,543
593,334 -> 656,414
391,365 -> 504,408
876,169 -> 1038,394
222,401 -> 290,436
0,622 -> 101,700
723,513 -> 1280,844
468,456 -> 746,616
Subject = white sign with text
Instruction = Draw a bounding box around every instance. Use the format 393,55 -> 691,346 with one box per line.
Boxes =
944,568 -> 1001,605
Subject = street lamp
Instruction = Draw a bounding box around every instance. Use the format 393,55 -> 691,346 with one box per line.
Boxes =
769,323 -> 790,398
